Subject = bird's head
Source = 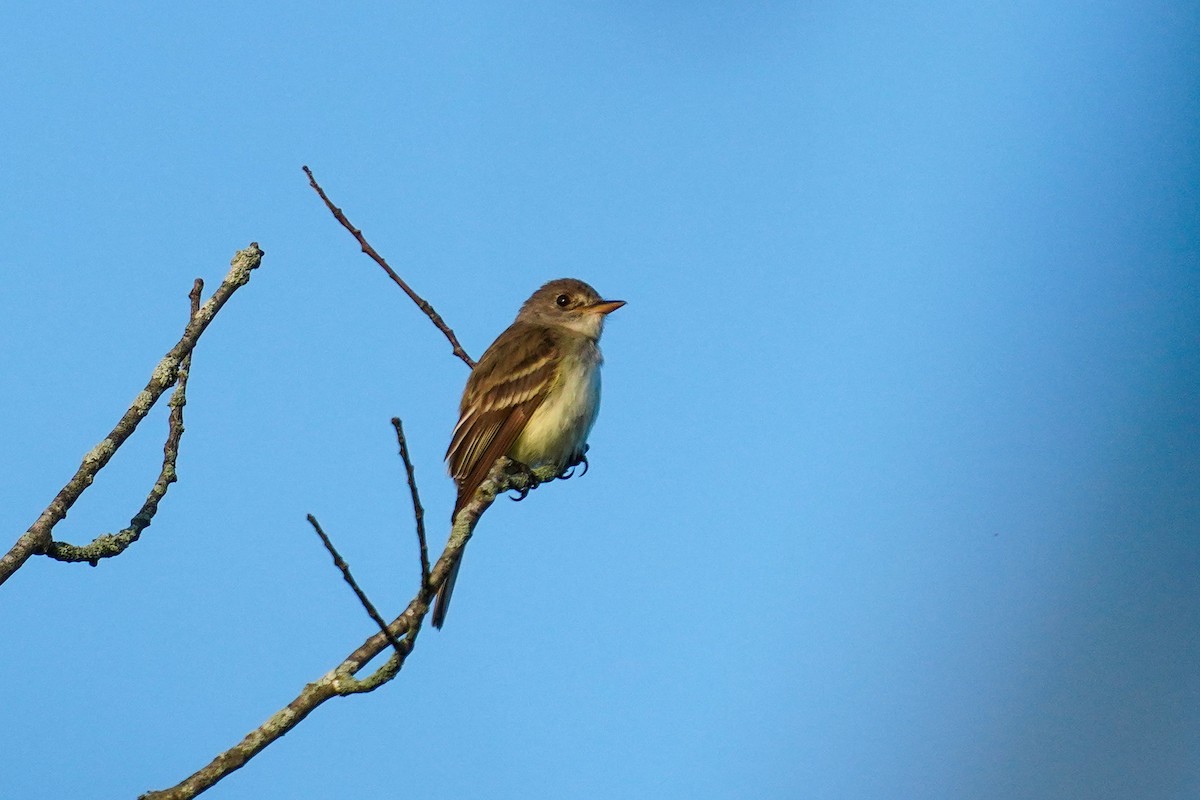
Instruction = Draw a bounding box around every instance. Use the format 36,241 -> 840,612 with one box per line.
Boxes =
516,278 -> 625,339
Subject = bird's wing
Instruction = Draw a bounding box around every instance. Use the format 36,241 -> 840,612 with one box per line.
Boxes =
447,323 -> 561,514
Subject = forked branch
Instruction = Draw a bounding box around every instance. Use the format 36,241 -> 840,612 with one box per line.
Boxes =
140,459 -> 561,800
44,279 -> 204,565
1,244 -> 264,586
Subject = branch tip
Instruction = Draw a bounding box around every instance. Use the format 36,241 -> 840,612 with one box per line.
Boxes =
302,165 -> 476,368
392,417 -> 430,588
305,514 -> 407,659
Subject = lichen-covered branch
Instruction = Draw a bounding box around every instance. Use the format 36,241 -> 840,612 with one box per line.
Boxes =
43,279 -> 204,565
301,165 -> 476,369
140,460 -> 560,800
0,244 -> 264,587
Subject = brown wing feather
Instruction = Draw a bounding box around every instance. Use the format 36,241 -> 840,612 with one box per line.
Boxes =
451,406 -> 533,515
447,323 -> 561,515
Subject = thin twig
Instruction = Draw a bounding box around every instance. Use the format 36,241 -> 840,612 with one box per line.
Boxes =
139,460 -> 559,800
301,165 -> 476,368
306,514 -> 407,658
44,279 -> 204,565
1,245 -> 265,586
392,417 -> 430,588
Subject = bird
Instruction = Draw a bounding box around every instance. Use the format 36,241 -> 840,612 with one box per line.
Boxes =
433,278 -> 624,629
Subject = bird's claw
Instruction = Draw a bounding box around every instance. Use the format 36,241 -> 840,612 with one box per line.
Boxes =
507,461 -> 541,502
558,451 -> 589,480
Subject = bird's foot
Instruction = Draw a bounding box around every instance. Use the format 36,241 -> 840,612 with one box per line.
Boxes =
504,451 -> 589,502
505,461 -> 543,502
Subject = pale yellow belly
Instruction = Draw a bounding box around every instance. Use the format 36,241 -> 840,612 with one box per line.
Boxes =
509,348 -> 602,470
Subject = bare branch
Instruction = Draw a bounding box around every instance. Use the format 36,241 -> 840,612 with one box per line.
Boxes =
301,165 -> 476,369
306,513 -> 408,658
140,460 -> 560,800
1,245 -> 265,587
392,417 -> 430,589
43,279 -> 204,565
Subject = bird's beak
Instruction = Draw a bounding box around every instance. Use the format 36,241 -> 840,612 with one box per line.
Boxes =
588,299 -> 626,315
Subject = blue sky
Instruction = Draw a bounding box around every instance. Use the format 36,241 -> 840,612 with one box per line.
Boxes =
2,3 -> 1197,799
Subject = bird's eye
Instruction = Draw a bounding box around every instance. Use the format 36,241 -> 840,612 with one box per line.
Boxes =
556,294 -> 570,307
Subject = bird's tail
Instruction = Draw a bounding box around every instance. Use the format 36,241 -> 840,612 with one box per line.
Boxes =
432,547 -> 463,629
434,489 -> 473,629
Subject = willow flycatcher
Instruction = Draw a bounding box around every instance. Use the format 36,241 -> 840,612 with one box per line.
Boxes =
434,278 -> 624,628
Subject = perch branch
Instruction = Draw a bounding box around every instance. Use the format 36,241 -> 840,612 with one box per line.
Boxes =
141,460 -> 561,800
301,165 -> 476,368
1,244 -> 265,587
